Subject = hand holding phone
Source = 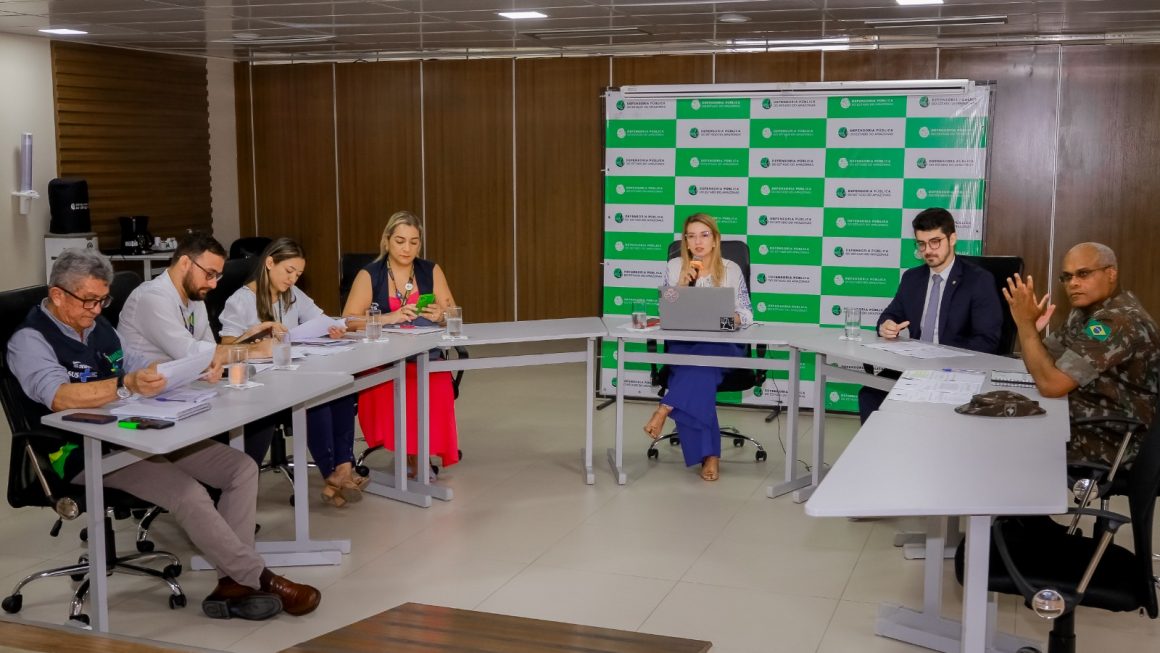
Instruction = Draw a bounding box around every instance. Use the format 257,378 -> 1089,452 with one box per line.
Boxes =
415,293 -> 436,312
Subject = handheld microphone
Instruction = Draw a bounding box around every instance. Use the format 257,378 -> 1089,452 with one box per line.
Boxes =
688,256 -> 703,287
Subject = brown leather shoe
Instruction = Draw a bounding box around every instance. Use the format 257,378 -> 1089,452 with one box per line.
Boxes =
260,569 -> 321,616
202,577 -> 282,620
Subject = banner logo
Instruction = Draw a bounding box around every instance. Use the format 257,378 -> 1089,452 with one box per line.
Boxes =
615,156 -> 625,167
836,187 -> 847,198
691,99 -> 701,110
616,99 -> 625,111
614,241 -> 625,252
614,212 -> 624,223
762,127 -> 772,138
756,273 -> 767,283
613,268 -> 623,278
837,127 -> 848,138
840,97 -> 851,109
831,304 -> 842,315
616,128 -> 626,139
760,184 -> 771,196
759,244 -> 769,255
919,96 -> 929,108
689,127 -> 700,138
688,185 -> 698,196
615,184 -> 626,195
837,157 -> 849,168
835,217 -> 847,229
916,188 -> 928,199
833,246 -> 844,258
762,98 -> 772,109
689,157 -> 700,168
833,274 -> 845,286
758,215 -> 769,225
916,157 -> 927,169
760,157 -> 770,168
829,391 -> 840,403
919,126 -> 930,138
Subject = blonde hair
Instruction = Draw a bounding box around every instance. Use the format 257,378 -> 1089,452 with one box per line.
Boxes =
680,213 -> 726,287
377,210 -> 424,261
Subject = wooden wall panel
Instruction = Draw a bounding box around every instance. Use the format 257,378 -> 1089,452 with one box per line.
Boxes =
1054,44 -> 1160,315
940,46 -> 1059,289
249,64 -> 340,312
823,49 -> 937,81
612,55 -> 712,86
52,42 -> 211,249
715,52 -> 820,83
234,61 -> 254,239
335,61 -> 423,256
515,57 -> 608,320
422,59 -> 514,323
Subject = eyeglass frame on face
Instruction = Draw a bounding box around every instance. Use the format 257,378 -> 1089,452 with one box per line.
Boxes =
55,285 -> 112,310
189,256 -> 223,282
915,235 -> 948,252
1058,265 -> 1113,284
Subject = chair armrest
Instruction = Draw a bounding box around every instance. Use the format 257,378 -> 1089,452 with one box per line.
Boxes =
1072,415 -> 1145,430
1064,507 -> 1130,530
991,517 -> 1059,609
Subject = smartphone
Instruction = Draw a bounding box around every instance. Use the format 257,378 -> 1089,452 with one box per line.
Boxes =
415,293 -> 436,312
63,412 -> 117,425
117,417 -> 175,430
234,326 -> 273,345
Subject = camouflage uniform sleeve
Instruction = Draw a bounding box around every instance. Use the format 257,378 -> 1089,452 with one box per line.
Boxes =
1043,332 -> 1067,360
1054,312 -> 1135,387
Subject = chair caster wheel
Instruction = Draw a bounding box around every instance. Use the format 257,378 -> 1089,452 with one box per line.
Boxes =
289,493 -> 295,506
647,448 -> 659,459
72,555 -> 88,582
2,594 -> 22,613
79,528 -> 88,543
458,449 -> 463,460
71,614 -> 90,626
733,438 -> 744,447
355,465 -> 369,477
1016,648 -> 1041,653
756,450 -> 768,462
169,594 -> 187,609
163,564 -> 182,579
136,540 -> 155,553
670,437 -> 681,446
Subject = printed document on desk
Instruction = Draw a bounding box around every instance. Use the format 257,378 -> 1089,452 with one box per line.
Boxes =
861,340 -> 974,359
383,325 -> 444,335
155,349 -> 215,391
290,316 -> 347,341
111,397 -> 211,421
887,369 -> 986,405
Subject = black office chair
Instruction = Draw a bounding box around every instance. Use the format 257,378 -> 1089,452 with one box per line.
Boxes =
228,236 -> 272,261
959,254 -> 1023,357
646,240 -> 769,463
104,270 -> 142,328
0,285 -> 185,626
205,256 -> 261,340
954,410 -> 1160,653
340,253 -> 468,477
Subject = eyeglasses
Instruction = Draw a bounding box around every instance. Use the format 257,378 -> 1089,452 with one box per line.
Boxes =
190,257 -> 223,282
1058,265 -> 1112,284
56,286 -> 112,310
915,236 -> 946,252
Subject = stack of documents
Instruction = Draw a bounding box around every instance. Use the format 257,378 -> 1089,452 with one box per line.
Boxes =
886,369 -> 986,405
289,316 -> 348,341
112,389 -> 214,421
861,340 -> 973,359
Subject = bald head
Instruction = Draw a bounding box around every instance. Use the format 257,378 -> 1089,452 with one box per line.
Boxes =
1061,242 -> 1118,309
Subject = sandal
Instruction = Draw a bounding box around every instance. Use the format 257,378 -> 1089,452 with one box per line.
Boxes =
700,456 -> 719,482
321,481 -> 348,508
338,473 -> 367,503
643,405 -> 671,441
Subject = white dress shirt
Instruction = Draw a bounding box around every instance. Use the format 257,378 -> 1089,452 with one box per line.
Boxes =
919,257 -> 955,345
218,285 -> 325,337
117,271 -> 216,372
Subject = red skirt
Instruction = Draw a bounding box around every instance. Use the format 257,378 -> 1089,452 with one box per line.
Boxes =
357,362 -> 460,466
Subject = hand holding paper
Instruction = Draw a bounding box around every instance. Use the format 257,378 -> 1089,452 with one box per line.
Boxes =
155,348 -> 216,391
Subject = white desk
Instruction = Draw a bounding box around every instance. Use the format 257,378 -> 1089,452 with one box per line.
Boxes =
42,371 -> 353,633
415,318 -> 605,495
771,328 -> 1031,503
805,380 -> 1069,653
285,335 -> 445,508
603,316 -> 810,485
105,252 -> 172,278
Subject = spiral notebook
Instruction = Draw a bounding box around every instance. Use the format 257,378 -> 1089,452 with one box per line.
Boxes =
990,371 -> 1036,388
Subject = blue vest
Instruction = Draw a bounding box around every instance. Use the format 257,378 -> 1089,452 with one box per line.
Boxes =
364,257 -> 438,328
21,306 -> 125,388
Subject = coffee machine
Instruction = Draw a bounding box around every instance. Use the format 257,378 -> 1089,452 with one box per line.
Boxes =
119,215 -> 152,254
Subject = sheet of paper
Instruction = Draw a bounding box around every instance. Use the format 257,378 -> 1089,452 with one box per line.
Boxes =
297,345 -> 355,357
289,316 -> 347,341
383,325 -> 444,335
155,386 -> 217,403
861,340 -> 974,359
155,348 -> 215,391
886,369 -> 985,405
292,336 -> 349,346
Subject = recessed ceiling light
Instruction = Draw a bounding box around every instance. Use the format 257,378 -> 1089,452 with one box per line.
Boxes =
499,11 -> 548,19
864,14 -> 1007,27
718,13 -> 749,24
896,0 -> 944,5
39,28 -> 88,35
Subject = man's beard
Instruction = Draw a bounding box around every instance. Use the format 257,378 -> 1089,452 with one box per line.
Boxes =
183,272 -> 209,301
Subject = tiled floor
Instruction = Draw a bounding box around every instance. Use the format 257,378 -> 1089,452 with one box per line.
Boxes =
1,356 -> 1158,653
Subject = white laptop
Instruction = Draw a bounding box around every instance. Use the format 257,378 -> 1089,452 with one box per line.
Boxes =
657,286 -> 737,331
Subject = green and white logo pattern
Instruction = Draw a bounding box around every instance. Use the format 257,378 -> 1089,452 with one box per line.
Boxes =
603,88 -> 991,410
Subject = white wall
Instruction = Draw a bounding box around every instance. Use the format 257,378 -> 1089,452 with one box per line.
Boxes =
0,34 -> 56,290
207,57 -> 241,249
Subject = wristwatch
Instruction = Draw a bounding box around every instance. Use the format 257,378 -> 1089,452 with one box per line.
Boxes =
116,374 -> 131,400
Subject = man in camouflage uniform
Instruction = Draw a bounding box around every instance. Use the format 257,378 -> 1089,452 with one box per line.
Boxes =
1004,242 -> 1160,465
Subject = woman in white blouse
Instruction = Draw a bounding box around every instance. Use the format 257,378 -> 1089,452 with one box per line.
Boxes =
219,238 -> 364,507
642,213 -> 753,481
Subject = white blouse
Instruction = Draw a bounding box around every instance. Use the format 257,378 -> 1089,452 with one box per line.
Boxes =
663,257 -> 754,327
218,285 -> 326,337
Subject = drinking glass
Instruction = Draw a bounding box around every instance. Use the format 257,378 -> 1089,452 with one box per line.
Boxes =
365,303 -> 383,342
227,346 -> 249,387
630,301 -> 648,329
841,307 -> 863,341
272,332 -> 292,369
445,306 -> 464,338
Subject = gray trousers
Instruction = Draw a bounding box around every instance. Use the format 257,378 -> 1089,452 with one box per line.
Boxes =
80,440 -> 265,589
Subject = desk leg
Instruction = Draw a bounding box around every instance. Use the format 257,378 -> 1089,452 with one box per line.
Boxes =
84,437 -> 109,632
583,337 -> 595,485
961,515 -> 992,653
361,361 -> 433,507
391,353 -> 451,502
902,517 -> 962,560
768,346 -> 811,499
607,338 -> 628,485
791,354 -> 829,503
143,260 -> 151,278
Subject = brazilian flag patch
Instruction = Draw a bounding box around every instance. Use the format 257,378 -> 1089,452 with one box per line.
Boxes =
1084,319 -> 1111,342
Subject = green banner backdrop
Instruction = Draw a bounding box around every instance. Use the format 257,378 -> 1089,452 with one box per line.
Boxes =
602,82 -> 993,411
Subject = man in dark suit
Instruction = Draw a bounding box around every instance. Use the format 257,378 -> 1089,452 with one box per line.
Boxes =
858,207 -> 1003,422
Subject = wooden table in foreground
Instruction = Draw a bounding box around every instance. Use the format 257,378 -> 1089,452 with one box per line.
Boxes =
281,603 -> 712,653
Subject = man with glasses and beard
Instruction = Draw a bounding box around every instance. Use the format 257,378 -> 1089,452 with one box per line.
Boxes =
1005,242 -> 1160,465
857,207 -> 1003,423
7,249 -> 321,621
